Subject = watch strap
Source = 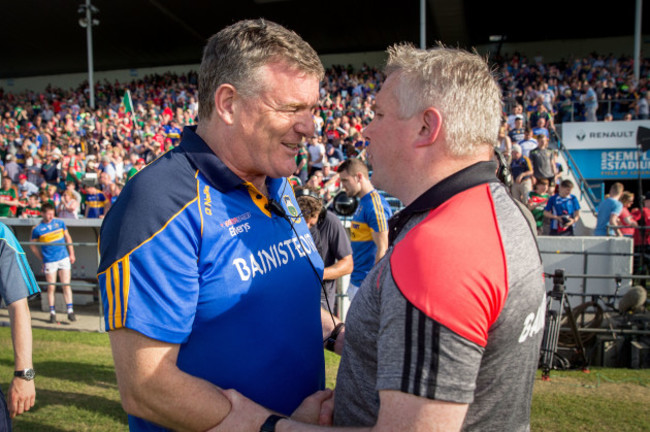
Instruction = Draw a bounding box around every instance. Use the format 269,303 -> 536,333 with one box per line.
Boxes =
14,368 -> 35,380
260,414 -> 287,432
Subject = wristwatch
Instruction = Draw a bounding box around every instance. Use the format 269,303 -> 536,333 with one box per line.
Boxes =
14,368 -> 36,381
325,323 -> 345,352
260,414 -> 286,432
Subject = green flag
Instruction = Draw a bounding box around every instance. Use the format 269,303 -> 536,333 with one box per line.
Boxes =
122,90 -> 136,124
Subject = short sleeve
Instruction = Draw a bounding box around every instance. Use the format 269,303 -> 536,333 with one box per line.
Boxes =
0,228 -> 40,304
366,192 -> 390,233
99,212 -> 201,343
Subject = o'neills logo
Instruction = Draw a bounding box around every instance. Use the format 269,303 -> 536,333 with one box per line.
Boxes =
203,185 -> 212,215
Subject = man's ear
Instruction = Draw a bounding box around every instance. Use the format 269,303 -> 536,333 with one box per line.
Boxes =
414,107 -> 442,148
213,84 -> 237,125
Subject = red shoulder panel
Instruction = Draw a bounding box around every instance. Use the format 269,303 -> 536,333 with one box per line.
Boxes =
390,184 -> 508,347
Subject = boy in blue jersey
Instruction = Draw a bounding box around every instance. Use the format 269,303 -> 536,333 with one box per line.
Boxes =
98,19 -> 341,432
83,184 -> 109,218
337,158 -> 392,301
544,179 -> 581,235
0,221 -> 40,428
30,203 -> 76,323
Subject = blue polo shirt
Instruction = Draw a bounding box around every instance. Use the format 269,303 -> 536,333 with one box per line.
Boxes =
349,190 -> 392,286
98,126 -> 325,431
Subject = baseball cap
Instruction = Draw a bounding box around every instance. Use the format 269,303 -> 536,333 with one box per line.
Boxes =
18,174 -> 27,180
515,114 -> 523,120
512,144 -> 522,154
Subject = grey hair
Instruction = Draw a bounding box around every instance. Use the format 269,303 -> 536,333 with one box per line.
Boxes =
198,19 -> 324,121
385,43 -> 502,157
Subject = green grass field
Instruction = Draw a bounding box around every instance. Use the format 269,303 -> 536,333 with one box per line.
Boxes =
1,329 -> 648,431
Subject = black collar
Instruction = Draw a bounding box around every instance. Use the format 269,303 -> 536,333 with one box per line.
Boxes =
179,125 -> 242,193
388,160 -> 499,245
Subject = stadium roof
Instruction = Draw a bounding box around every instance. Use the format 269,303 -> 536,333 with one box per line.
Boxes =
4,0 -> 649,79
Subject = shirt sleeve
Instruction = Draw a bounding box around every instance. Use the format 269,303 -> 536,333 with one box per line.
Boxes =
366,192 -> 390,233
99,210 -> 201,343
0,227 -> 40,304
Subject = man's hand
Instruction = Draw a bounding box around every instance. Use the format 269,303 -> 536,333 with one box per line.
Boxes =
291,389 -> 333,426
7,377 -> 35,418
208,389 -> 270,432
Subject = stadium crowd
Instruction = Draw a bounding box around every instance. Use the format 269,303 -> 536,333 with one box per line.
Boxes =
0,52 -> 648,220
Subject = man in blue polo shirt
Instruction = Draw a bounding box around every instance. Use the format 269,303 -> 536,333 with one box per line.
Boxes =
338,158 -> 392,301
98,19 -> 340,431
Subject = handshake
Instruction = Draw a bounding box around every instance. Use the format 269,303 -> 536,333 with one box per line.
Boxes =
207,388 -> 335,431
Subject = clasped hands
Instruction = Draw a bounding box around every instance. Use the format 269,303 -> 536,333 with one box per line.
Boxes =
207,388 -> 334,431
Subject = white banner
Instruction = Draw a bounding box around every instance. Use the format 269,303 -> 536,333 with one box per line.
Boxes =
562,120 -> 650,149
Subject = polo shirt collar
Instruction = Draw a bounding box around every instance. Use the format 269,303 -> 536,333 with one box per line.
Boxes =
388,160 -> 499,245
179,125 -> 243,193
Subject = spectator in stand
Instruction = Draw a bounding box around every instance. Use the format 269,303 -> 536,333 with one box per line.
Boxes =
618,191 -> 637,238
99,155 -> 117,182
635,92 -> 649,119
594,182 -> 624,236
41,150 -> 61,186
294,140 -> 310,185
582,81 -> 598,121
508,115 -> 525,145
46,185 -> 60,209
496,124 -> 512,161
529,101 -> 555,136
126,158 -> 145,182
527,178 -> 550,235
16,174 -> 38,197
531,117 -> 550,139
544,179 -> 581,236
518,127 -> 538,157
307,135 -> 325,176
3,155 -> 21,183
83,183 -> 109,218
529,134 -> 556,183
509,144 -> 534,204
57,189 -> 80,219
0,177 -> 19,217
20,194 -> 42,219
556,89 -> 575,123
